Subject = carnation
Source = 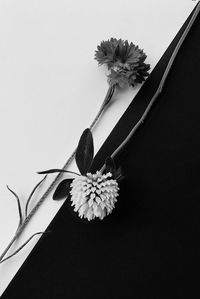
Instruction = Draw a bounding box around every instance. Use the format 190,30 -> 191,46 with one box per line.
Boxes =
95,38 -> 150,88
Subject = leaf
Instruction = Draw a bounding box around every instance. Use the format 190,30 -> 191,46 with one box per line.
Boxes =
37,169 -> 79,176
25,175 -> 47,217
6,185 -> 23,227
105,156 -> 116,176
53,179 -> 73,201
0,232 -> 48,264
37,168 -> 67,174
75,128 -> 94,175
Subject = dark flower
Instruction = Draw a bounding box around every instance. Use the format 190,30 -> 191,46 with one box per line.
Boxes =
95,38 -> 150,88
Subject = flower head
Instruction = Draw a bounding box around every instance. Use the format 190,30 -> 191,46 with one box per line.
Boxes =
95,38 -> 150,88
70,171 -> 119,221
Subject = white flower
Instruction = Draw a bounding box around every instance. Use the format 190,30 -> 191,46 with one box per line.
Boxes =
70,171 -> 119,221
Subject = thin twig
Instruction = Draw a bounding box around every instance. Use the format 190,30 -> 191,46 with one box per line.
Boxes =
101,1 -> 200,173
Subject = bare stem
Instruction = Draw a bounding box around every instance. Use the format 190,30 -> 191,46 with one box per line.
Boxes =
0,84 -> 115,263
101,1 -> 200,173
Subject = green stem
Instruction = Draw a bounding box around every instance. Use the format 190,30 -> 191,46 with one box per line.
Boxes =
0,84 -> 116,263
100,1 -> 200,173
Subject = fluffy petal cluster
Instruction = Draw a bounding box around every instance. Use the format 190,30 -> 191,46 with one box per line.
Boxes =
70,171 -> 119,221
95,38 -> 150,88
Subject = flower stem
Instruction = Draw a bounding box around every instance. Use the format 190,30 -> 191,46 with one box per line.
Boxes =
100,1 -> 200,173
0,84 -> 115,263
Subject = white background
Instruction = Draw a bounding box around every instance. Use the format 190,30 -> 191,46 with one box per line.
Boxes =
0,0 -> 197,295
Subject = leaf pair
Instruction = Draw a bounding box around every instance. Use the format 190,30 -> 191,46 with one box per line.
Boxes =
2,178 -> 48,263
6,175 -> 47,227
38,129 -> 124,201
75,129 -> 123,180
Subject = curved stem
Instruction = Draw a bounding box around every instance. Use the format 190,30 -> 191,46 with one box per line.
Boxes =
100,2 -> 200,173
25,175 -> 47,217
6,186 -> 23,227
0,233 -> 19,262
0,232 -> 45,264
0,84 -> 116,263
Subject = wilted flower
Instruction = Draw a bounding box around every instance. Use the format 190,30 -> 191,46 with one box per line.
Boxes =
70,171 -> 119,221
95,38 -> 150,88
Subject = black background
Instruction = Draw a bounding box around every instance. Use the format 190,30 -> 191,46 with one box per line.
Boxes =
2,6 -> 200,299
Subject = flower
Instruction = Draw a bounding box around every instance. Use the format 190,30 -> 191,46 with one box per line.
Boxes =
95,38 -> 150,88
70,171 -> 119,221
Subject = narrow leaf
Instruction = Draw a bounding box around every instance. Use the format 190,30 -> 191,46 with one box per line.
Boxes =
37,169 -> 79,176
25,175 -> 47,217
75,128 -> 94,175
6,185 -> 23,226
53,179 -> 73,200
0,232 -> 48,264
